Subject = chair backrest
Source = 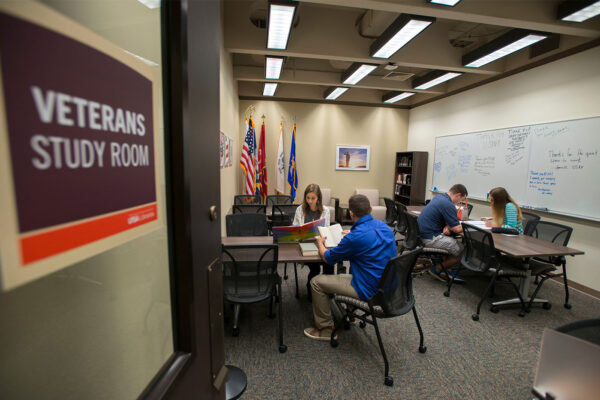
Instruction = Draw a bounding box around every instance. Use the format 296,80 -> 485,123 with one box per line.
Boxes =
530,221 -> 573,263
266,194 -> 293,206
383,197 -> 397,226
370,247 -> 422,317
234,194 -> 262,205
321,188 -> 331,206
555,318 -> 600,346
521,211 -> 541,236
394,202 -> 408,235
461,223 -> 498,273
355,189 -> 379,207
221,244 -> 278,301
466,203 -> 473,217
226,213 -> 269,236
271,204 -> 298,227
424,199 -> 431,205
403,213 -> 422,251
232,204 -> 266,214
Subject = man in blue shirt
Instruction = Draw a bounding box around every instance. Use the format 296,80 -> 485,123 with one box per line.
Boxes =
418,184 -> 467,283
304,194 -> 396,341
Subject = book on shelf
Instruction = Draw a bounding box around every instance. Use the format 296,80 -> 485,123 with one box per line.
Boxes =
317,223 -> 344,248
299,242 -> 319,256
272,218 -> 326,242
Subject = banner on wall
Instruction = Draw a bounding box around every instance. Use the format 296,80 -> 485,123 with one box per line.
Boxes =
0,3 -> 163,290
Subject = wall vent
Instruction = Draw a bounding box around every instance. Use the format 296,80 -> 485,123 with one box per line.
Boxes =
382,71 -> 414,81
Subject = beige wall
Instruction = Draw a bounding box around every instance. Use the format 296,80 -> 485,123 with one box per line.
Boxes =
407,46 -> 600,292
235,100 -> 409,209
220,8 -> 240,235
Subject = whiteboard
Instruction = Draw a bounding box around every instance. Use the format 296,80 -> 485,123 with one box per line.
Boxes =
432,116 -> 600,221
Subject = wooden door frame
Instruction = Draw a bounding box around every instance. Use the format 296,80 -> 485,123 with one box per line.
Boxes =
139,0 -> 225,399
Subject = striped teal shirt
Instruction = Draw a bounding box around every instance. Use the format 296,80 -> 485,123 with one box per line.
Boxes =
503,202 -> 523,234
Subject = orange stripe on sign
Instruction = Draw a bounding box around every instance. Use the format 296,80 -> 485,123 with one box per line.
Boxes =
20,204 -> 158,265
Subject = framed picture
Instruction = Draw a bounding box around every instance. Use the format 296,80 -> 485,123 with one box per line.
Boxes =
336,145 -> 370,171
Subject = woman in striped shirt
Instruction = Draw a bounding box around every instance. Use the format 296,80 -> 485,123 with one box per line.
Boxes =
485,187 -> 524,234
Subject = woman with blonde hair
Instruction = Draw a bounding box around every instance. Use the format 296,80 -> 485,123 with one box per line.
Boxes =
485,187 -> 524,234
293,183 -> 332,301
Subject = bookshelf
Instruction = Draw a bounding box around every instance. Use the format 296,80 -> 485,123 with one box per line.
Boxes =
394,152 -> 428,205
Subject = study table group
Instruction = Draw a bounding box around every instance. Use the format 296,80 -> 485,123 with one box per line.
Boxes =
222,204 -> 584,311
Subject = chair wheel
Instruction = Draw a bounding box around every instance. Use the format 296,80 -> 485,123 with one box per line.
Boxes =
359,321 -> 366,328
564,303 -> 572,309
279,344 -> 287,353
384,376 -> 394,387
518,311 -> 526,317
330,338 -> 338,348
344,321 -> 350,330
472,314 -> 479,321
419,346 -> 427,353
443,291 -> 449,297
490,306 -> 499,313
542,302 -> 552,310
232,327 -> 240,337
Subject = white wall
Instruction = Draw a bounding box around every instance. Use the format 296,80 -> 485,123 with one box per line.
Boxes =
236,100 -> 409,207
408,46 -> 600,292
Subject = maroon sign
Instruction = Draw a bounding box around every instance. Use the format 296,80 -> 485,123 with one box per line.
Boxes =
0,12 -> 156,233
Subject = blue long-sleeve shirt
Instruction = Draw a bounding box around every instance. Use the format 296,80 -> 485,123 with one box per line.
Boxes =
324,214 -> 396,300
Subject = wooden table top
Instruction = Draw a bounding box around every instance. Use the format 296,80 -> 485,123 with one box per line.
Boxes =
221,236 -> 322,263
461,222 -> 584,258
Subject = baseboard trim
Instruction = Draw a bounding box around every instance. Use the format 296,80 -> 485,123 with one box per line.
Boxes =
551,277 -> 600,300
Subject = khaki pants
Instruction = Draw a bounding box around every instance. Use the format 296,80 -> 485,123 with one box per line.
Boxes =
310,274 -> 358,329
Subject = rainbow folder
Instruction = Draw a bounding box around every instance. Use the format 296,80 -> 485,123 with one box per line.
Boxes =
271,218 -> 326,242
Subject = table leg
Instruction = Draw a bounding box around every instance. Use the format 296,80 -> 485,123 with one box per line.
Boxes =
293,262 -> 299,298
491,259 -> 548,308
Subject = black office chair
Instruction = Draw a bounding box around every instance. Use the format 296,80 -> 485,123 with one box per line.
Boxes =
270,204 -> 297,228
527,221 -> 574,311
226,214 -> 268,236
330,248 -> 426,387
466,203 -> 473,217
234,194 -> 262,205
555,318 -> 600,346
446,223 -> 528,320
383,197 -> 398,228
266,194 -> 293,206
221,244 -> 287,353
424,199 -> 430,205
232,204 -> 266,214
394,202 -> 408,237
401,212 -> 451,278
521,211 -> 541,236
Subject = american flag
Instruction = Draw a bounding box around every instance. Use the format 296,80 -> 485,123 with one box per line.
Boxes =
240,118 -> 256,195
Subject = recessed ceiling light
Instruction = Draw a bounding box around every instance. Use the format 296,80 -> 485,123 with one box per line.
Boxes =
342,63 -> 378,85
429,0 -> 461,6
265,56 -> 284,79
462,29 -> 549,68
382,92 -> 415,103
263,83 -> 278,96
370,14 -> 436,59
558,0 -> 600,22
412,71 -> 462,90
267,1 -> 297,50
324,87 -> 349,100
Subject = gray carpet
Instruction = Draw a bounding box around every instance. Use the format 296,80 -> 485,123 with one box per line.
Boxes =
224,263 -> 599,400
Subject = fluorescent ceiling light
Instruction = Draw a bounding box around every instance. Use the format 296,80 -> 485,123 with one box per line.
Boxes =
263,83 -> 278,96
137,0 -> 160,9
324,87 -> 349,100
342,63 -> 378,85
267,2 -> 297,50
462,29 -> 549,68
265,56 -> 284,79
412,71 -> 462,90
370,14 -> 436,59
558,0 -> 600,22
429,0 -> 461,6
382,92 -> 415,103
